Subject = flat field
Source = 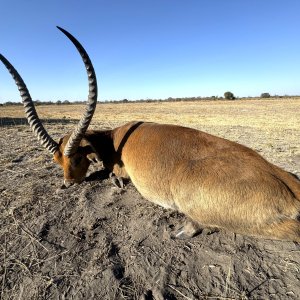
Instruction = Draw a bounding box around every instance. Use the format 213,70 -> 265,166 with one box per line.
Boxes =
0,99 -> 300,299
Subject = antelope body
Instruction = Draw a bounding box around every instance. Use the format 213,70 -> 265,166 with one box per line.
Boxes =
1,27 -> 300,242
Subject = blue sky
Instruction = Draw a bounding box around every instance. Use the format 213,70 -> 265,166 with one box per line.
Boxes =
1,0 -> 300,103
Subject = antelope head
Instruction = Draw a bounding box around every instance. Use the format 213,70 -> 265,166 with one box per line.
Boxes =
0,26 -> 98,186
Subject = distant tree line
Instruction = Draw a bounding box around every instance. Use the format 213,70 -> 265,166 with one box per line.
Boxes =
1,99 -> 75,106
1,93 -> 299,106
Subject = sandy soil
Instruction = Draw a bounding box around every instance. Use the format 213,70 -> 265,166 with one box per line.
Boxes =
0,100 -> 300,299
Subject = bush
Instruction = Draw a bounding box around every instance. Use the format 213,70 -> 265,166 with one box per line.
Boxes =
261,93 -> 271,98
224,91 -> 235,100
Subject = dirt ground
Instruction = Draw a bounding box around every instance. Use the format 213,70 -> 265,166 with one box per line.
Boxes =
0,100 -> 300,299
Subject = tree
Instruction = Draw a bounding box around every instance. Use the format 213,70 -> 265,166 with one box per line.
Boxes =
33,100 -> 41,106
224,91 -> 235,100
261,93 -> 271,98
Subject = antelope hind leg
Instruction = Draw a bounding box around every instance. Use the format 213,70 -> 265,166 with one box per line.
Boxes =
172,218 -> 220,239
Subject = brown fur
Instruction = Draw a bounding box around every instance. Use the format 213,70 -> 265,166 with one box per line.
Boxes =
53,121 -> 300,242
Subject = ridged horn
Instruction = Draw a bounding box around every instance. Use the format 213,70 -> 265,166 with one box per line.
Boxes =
0,54 -> 58,154
56,26 -> 98,157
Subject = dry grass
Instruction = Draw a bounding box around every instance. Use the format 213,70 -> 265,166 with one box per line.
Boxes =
1,98 -> 299,129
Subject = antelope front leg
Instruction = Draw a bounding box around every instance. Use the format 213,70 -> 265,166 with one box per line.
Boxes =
109,172 -> 124,189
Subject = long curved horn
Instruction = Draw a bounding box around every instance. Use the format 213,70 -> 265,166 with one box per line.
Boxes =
0,54 -> 58,154
56,26 -> 98,157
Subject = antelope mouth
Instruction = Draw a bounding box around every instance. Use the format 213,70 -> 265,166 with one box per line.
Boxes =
62,177 -> 85,188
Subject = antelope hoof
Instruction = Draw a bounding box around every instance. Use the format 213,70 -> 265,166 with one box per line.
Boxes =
202,227 -> 220,235
172,220 -> 203,239
109,172 -> 124,189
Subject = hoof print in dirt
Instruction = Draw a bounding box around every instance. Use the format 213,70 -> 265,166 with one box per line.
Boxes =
11,155 -> 24,163
38,222 -> 51,239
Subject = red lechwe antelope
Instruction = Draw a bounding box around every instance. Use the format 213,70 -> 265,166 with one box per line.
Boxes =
1,27 -> 300,242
